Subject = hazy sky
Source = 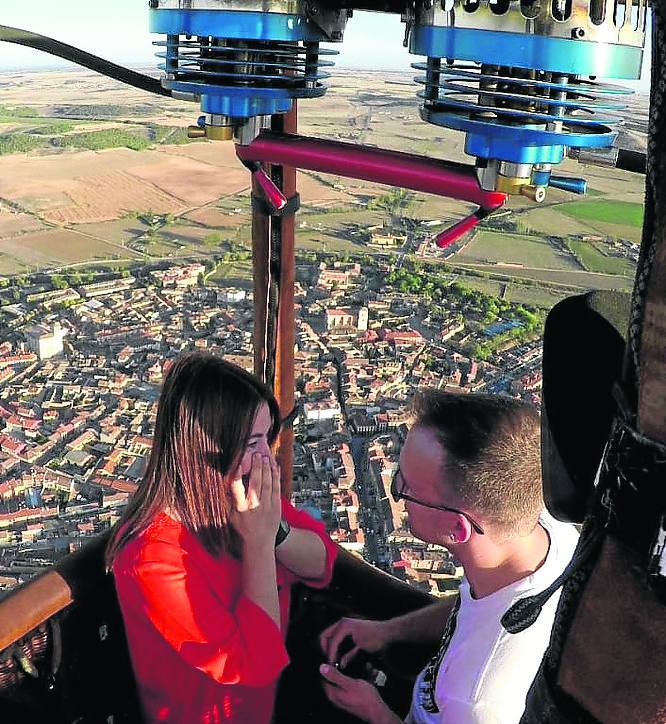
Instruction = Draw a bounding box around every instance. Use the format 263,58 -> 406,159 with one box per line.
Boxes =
0,2 -> 651,90
0,3 -> 413,71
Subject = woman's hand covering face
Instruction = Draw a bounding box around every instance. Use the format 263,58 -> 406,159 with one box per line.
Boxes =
231,453 -> 281,549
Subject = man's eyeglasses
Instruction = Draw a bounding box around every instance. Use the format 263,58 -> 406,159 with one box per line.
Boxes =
390,466 -> 485,535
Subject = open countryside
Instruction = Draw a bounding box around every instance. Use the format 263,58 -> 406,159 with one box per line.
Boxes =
0,67 -> 646,308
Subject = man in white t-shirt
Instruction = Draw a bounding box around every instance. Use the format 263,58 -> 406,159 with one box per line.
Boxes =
319,391 -> 579,724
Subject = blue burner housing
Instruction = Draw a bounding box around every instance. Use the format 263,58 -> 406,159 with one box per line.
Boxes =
150,8 -> 339,122
408,0 -> 647,193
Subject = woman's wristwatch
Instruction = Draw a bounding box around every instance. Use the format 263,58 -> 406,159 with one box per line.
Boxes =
275,519 -> 291,547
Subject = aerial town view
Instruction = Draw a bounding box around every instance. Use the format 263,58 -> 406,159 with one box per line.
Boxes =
0,66 -> 647,598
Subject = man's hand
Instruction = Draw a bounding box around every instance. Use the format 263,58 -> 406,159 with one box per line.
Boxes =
319,664 -> 402,724
320,617 -> 392,668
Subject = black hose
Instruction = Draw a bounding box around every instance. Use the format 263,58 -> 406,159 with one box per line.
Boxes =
0,24 -> 172,98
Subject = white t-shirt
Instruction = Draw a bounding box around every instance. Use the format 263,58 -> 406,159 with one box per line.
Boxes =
407,513 -> 579,724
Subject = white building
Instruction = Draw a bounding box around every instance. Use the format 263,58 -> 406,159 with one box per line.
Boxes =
223,288 -> 247,304
326,308 -> 355,329
25,322 -> 66,360
303,400 -> 342,421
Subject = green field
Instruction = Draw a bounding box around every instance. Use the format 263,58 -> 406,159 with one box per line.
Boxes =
449,275 -> 562,308
456,230 -> 579,270
502,283 -> 569,308
0,135 -> 49,155
568,241 -> 635,276
515,206 -> 594,237
0,122 -> 200,156
297,231 -> 362,253
207,260 -> 253,285
582,220 -> 643,244
299,209 -> 383,227
559,200 -> 644,228
29,120 -> 77,135
0,105 -> 50,121
52,128 -> 154,152
453,262 -> 634,292
0,118 -> 78,133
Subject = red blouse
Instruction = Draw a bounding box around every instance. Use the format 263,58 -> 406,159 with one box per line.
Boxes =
113,499 -> 337,723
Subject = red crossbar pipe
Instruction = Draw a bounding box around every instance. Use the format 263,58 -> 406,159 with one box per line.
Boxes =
236,132 -> 507,210
434,212 -> 483,249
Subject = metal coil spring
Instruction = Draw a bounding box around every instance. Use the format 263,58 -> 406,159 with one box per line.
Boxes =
154,37 -> 336,90
413,60 -> 629,135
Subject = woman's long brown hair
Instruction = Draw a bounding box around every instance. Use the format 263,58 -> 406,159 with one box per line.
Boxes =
105,352 -> 280,568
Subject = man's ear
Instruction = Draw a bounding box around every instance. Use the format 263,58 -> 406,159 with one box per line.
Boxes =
451,515 -> 473,544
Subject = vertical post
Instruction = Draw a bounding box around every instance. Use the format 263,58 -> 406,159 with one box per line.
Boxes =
251,104 -> 297,497
273,104 -> 297,498
252,176 -> 270,382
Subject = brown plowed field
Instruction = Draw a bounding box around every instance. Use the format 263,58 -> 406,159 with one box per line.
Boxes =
45,170 -> 188,224
0,146 -> 248,225
128,151 -> 247,207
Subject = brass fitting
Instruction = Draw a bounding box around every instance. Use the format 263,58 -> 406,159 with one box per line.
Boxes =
495,175 -> 531,195
205,125 -> 234,141
520,185 -> 547,203
187,125 -> 207,139
186,124 -> 234,141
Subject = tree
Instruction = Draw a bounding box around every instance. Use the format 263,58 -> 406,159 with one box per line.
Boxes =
470,343 -> 491,361
50,274 -> 68,290
371,188 -> 414,222
450,281 -> 471,298
145,228 -> 161,246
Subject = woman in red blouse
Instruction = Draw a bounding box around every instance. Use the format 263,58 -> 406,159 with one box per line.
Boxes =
105,352 -> 337,723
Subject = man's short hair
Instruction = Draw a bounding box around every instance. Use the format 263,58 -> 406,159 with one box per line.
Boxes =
411,391 -> 543,537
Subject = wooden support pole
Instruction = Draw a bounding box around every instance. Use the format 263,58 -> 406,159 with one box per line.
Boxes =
252,173 -> 271,382
251,105 -> 297,496
273,104 -> 297,498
